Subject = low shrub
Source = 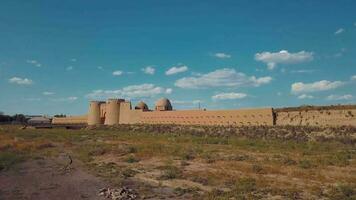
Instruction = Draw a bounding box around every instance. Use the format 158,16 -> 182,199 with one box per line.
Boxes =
174,187 -> 199,196
181,149 -> 196,161
122,168 -> 137,178
325,151 -> 353,167
159,166 -> 182,180
35,141 -> 55,150
0,152 -> 24,171
299,159 -> 315,169
127,146 -> 137,153
125,155 -> 140,163
327,183 -> 356,200
252,164 -> 264,174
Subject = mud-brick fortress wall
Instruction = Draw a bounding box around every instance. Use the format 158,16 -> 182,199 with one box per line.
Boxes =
274,106 -> 356,126
52,115 -> 88,125
51,99 -> 356,127
87,100 -> 274,126
139,108 -> 274,126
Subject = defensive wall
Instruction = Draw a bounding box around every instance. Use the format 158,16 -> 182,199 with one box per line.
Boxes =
52,98 -> 356,127
139,109 -> 273,126
51,115 -> 88,125
275,105 -> 356,126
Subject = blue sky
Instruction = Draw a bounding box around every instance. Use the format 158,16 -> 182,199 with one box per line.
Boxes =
0,0 -> 355,115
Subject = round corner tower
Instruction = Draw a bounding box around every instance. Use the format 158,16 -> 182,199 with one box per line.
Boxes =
104,99 -> 123,125
88,101 -> 105,125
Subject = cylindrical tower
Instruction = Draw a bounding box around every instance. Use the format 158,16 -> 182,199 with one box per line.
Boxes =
88,101 -> 104,125
104,99 -> 121,125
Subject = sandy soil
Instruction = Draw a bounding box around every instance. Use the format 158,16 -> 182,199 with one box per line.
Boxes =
0,155 -> 197,200
0,155 -> 108,200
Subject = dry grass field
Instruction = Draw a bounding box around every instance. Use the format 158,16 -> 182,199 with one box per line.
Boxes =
0,125 -> 355,199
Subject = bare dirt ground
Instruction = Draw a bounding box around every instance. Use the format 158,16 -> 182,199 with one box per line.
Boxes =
0,155 -> 109,200
0,153 -> 190,200
0,125 -> 355,199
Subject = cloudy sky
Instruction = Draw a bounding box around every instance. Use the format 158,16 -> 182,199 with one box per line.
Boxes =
0,0 -> 355,115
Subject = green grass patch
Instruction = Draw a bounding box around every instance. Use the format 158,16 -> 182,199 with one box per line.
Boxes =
206,177 -> 258,199
327,183 -> 356,200
0,152 -> 25,171
125,155 -> 140,163
324,150 -> 354,167
159,165 -> 183,180
298,159 -> 316,169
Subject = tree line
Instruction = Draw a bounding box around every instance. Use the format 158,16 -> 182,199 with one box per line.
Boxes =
0,113 -> 27,123
0,112 -> 66,124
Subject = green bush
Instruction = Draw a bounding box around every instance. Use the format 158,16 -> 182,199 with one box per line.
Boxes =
125,155 -> 140,163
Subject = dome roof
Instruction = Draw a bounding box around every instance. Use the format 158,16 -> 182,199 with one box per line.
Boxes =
135,101 -> 148,110
155,98 -> 172,111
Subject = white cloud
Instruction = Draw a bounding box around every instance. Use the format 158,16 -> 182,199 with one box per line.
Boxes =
212,92 -> 247,100
66,66 -> 73,71
354,22 -> 356,27
141,66 -> 155,75
70,58 -> 77,62
67,96 -> 78,101
112,70 -> 123,76
165,88 -> 173,94
43,91 -> 54,96
298,94 -> 314,99
165,65 -> 188,75
291,80 -> 344,94
290,69 -> 315,74
98,66 -> 103,70
171,100 -> 203,109
9,77 -> 33,85
51,96 -> 78,102
335,28 -> 344,35
255,50 -> 314,70
193,100 -> 202,104
351,75 -> 356,81
26,60 -> 41,67
333,48 -> 347,58
86,84 -> 172,100
326,94 -> 353,101
26,60 -> 36,64
175,68 -> 272,89
214,53 -> 231,59
171,100 -> 202,106
251,76 -> 273,85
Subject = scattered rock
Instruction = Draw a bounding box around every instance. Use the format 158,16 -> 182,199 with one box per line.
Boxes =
98,187 -> 137,200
